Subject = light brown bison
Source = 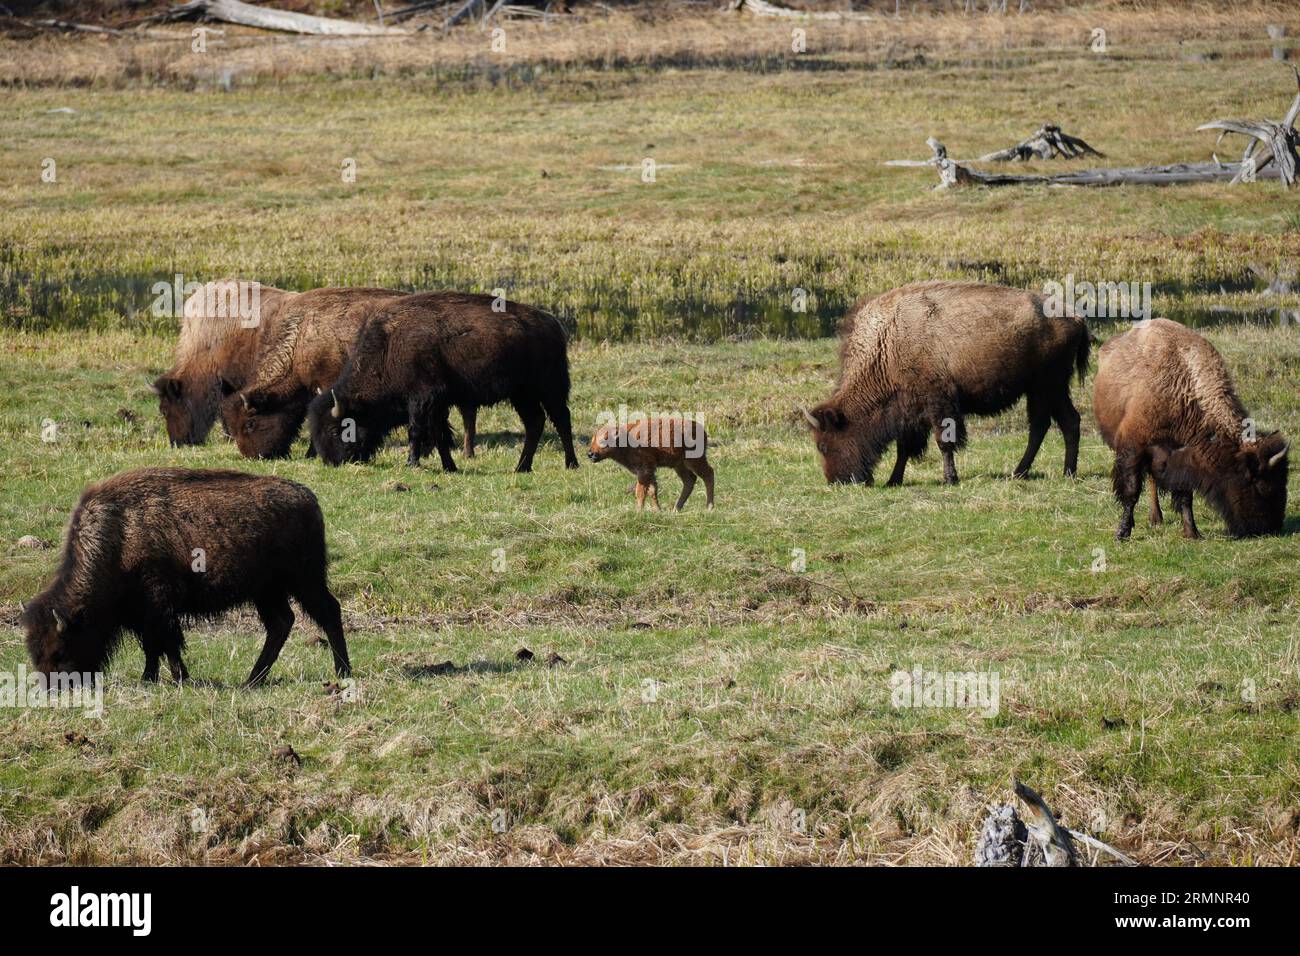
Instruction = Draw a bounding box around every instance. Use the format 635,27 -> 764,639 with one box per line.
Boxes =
588,417 -> 714,510
152,280 -> 293,446
21,468 -> 350,687
220,287 -> 407,459
801,281 -> 1089,485
307,292 -> 578,472
1094,318 -> 1288,539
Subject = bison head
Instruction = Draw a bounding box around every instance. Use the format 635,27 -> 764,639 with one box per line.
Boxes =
1151,433 -> 1289,537
801,404 -> 876,485
587,425 -> 620,463
22,596 -> 108,680
307,388 -> 372,466
152,374 -> 214,446
220,384 -> 301,460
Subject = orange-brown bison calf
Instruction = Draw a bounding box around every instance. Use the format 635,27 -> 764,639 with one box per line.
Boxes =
588,417 -> 714,510
1094,318 -> 1288,540
21,468 -> 351,687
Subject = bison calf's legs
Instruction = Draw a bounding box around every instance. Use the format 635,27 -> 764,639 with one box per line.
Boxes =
1149,482 -> 1164,526
691,458 -> 715,509
635,475 -> 660,510
673,467 -> 696,511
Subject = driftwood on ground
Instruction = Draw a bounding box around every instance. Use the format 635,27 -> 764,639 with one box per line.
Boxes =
888,71 -> 1300,189
892,138 -> 1286,188
1198,67 -> 1300,186
155,0 -> 411,36
976,123 -> 1104,162
974,781 -> 1138,867
728,0 -> 872,21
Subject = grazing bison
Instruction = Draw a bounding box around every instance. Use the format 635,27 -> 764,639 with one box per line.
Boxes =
801,281 -> 1090,485
1094,318 -> 1288,540
307,292 -> 579,472
21,468 -> 350,687
220,287 -> 407,460
152,280 -> 293,446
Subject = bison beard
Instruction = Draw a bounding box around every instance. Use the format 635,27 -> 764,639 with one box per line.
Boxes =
306,292 -> 579,472
804,281 -> 1089,486
21,468 -> 351,687
1095,318 -> 1289,540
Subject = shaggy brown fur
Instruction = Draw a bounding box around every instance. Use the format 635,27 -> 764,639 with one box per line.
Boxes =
307,292 -> 578,472
803,281 -> 1089,485
588,417 -> 714,510
152,280 -> 293,446
21,468 -> 350,687
220,287 -> 406,459
1094,318 -> 1289,539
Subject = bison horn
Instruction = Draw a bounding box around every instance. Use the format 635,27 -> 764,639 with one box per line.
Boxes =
1268,444 -> 1289,469
239,392 -> 250,410
331,389 -> 342,419
148,379 -> 161,396
315,386 -> 323,395
52,608 -> 66,633
798,406 -> 820,430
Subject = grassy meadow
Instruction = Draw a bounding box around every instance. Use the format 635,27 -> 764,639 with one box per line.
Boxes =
1,4 -> 1299,864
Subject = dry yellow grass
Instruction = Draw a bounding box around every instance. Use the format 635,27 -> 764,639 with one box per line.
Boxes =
2,2 -> 1297,87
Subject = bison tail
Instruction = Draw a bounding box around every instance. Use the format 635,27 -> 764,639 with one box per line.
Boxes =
1074,322 -> 1091,385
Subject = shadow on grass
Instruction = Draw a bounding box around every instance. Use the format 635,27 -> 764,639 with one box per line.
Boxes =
401,659 -> 528,680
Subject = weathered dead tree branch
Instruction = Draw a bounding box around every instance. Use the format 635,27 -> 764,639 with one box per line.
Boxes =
728,0 -> 872,22
888,72 -> 1299,189
1198,66 -> 1300,186
155,0 -> 411,36
976,123 -> 1104,162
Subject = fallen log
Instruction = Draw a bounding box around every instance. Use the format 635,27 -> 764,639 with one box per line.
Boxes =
155,0 -> 411,36
728,0 -> 872,21
888,138 -> 1283,189
888,72 -> 1299,189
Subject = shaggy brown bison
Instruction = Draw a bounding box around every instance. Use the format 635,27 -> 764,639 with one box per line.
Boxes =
220,287 -> 406,459
1094,318 -> 1289,540
152,280 -> 293,446
801,281 -> 1090,485
307,292 -> 578,472
21,468 -> 350,687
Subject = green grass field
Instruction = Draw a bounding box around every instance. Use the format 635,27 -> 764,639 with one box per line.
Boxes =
1,7 -> 1299,864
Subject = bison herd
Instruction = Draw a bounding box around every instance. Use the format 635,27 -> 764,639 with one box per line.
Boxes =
22,278 -> 1290,687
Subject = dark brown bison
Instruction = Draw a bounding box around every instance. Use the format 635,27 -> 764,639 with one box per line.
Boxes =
1094,318 -> 1288,540
801,281 -> 1090,485
152,280 -> 293,446
220,287 -> 406,460
307,292 -> 579,472
21,468 -> 350,687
